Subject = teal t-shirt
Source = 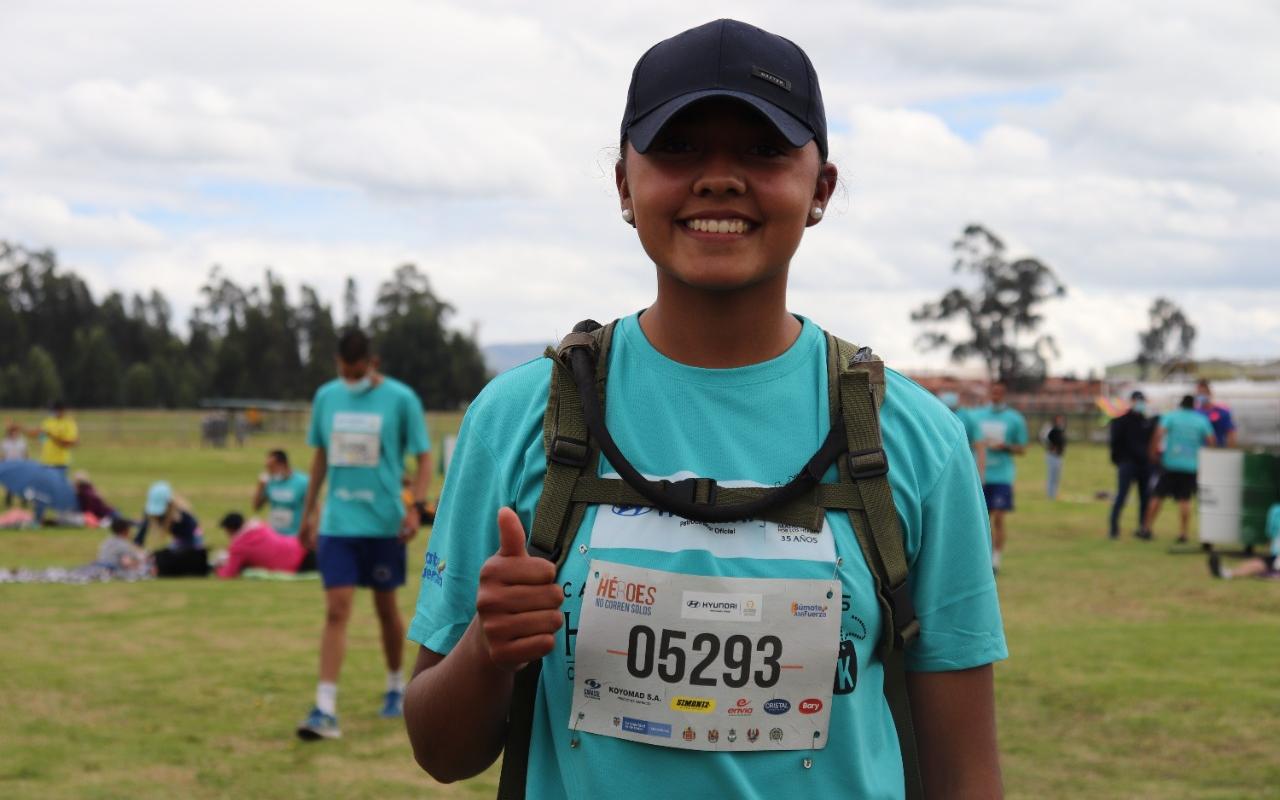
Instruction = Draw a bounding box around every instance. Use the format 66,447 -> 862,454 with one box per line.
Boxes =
954,407 -> 982,446
969,405 -> 1028,485
1266,504 -> 1280,557
264,471 -> 309,535
409,314 -> 1006,799
307,376 -> 431,537
1158,409 -> 1214,474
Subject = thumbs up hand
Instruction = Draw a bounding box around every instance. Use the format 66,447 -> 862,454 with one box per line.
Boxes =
475,507 -> 565,671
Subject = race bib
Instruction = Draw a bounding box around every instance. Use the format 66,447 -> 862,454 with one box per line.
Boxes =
981,420 -> 1008,446
330,412 -> 382,467
268,507 -> 295,531
570,560 -> 839,751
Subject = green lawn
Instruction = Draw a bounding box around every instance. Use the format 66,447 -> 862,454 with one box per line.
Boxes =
1,412 -> 1277,799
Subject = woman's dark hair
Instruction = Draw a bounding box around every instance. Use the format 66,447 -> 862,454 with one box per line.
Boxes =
268,449 -> 289,467
1180,395 -> 1195,409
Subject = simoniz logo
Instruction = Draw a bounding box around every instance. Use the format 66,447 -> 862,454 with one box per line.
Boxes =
670,696 -> 716,714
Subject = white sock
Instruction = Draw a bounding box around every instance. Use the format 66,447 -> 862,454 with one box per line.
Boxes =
316,681 -> 338,716
991,550 -> 1003,569
387,670 -> 405,693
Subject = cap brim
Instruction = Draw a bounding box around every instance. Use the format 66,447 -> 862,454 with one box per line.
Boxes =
627,90 -> 814,154
144,501 -> 166,516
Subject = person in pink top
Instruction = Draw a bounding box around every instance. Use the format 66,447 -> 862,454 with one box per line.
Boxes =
216,512 -> 317,578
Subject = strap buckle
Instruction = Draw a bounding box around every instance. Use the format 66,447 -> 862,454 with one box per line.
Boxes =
888,580 -> 920,649
659,477 -> 718,507
526,541 -> 559,563
848,447 -> 889,480
549,435 -> 589,468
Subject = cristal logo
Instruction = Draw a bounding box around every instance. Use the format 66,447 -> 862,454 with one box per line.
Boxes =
611,505 -> 651,516
763,699 -> 791,715
798,698 -> 823,715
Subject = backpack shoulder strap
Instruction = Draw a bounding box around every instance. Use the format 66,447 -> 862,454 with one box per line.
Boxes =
499,319 -> 615,800
826,331 -> 923,800
528,320 -> 616,569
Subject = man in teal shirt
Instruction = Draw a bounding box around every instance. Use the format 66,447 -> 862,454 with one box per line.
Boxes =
1144,395 -> 1215,543
252,449 -> 308,535
969,382 -> 1028,573
296,329 -> 432,741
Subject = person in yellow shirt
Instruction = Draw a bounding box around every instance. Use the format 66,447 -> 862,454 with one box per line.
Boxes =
26,401 -> 78,471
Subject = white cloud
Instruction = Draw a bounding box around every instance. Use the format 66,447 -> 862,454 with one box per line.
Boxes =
0,0 -> 1278,378
0,194 -> 164,251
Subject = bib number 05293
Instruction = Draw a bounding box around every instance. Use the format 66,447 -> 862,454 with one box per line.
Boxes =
625,625 -> 782,689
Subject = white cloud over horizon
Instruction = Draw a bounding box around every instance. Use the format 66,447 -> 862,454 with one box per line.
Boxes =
1,0 -> 1277,375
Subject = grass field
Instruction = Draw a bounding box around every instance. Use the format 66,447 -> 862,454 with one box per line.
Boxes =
1,410 -> 1278,799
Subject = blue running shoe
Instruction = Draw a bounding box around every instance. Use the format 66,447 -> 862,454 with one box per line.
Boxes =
380,689 -> 404,719
296,707 -> 341,741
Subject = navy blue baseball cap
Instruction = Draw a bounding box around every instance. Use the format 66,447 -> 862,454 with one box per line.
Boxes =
621,19 -> 829,160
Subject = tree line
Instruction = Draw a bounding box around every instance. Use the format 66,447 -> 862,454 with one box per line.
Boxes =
0,240 -> 489,409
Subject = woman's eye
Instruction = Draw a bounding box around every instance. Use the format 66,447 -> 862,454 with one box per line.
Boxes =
749,143 -> 784,158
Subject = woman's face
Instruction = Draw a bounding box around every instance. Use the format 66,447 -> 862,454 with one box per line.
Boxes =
617,98 -> 836,292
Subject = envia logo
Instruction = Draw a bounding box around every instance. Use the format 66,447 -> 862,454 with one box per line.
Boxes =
763,699 -> 790,715
611,505 -> 651,517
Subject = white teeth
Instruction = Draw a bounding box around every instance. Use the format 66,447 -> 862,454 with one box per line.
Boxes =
684,218 -> 748,234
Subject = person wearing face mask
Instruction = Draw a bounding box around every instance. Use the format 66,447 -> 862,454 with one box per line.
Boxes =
1195,378 -> 1237,448
295,328 -> 433,741
1108,391 -> 1156,540
970,382 -> 1027,573
252,449 -> 308,535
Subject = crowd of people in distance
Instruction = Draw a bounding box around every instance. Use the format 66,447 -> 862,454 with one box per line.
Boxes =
935,377 -> 1278,583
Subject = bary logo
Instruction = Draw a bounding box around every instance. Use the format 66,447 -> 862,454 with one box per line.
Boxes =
798,698 -> 823,715
763,699 -> 791,715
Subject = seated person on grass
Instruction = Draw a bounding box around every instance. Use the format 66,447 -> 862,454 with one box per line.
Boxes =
215,512 -> 317,578
1209,502 -> 1280,580
96,517 -> 147,572
73,470 -> 119,525
135,481 -> 203,551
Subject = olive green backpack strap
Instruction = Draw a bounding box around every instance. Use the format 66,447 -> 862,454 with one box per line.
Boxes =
825,332 -> 924,800
498,320 -> 616,800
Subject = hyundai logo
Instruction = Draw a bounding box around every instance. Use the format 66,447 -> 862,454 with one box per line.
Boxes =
611,505 -> 651,516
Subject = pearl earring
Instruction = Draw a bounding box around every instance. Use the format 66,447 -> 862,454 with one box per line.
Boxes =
621,208 -> 634,224
810,206 -> 824,220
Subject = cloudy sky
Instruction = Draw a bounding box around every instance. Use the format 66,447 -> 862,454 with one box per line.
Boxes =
2,0 -> 1277,375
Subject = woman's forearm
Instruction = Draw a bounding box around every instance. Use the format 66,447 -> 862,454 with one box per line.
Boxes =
404,617 -> 515,783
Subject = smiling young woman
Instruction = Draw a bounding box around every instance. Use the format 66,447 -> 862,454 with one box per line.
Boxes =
404,19 -> 1007,800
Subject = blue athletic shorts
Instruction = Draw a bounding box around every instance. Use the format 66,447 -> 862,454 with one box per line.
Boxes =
316,535 -> 406,591
983,483 -> 1014,512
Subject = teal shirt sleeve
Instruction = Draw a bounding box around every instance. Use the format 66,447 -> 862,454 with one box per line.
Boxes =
408,362 -> 548,653
403,389 -> 431,455
1010,412 -> 1029,446
906,433 -> 1008,671
1199,414 -> 1215,441
306,388 -> 327,449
